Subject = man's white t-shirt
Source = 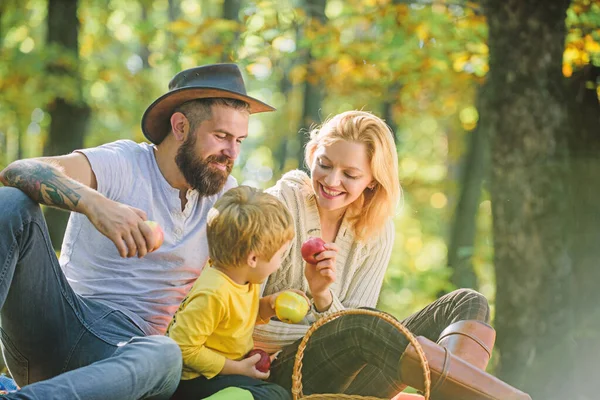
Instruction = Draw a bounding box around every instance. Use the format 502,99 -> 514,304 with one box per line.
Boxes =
59,139 -> 236,335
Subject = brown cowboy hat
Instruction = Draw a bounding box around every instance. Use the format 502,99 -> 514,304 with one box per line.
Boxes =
141,63 -> 275,144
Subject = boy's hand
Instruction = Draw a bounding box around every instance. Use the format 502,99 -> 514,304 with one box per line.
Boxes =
259,290 -> 310,322
269,290 -> 310,309
233,354 -> 271,380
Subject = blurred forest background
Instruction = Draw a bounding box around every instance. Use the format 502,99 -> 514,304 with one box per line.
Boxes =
0,0 -> 599,398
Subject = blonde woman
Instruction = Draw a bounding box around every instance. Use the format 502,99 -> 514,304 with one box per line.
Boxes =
254,111 -> 494,397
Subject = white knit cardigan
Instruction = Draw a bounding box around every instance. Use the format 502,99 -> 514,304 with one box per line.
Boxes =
253,170 -> 395,353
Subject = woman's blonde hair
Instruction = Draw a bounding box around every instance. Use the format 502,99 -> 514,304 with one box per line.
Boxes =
305,110 -> 401,241
207,186 -> 295,268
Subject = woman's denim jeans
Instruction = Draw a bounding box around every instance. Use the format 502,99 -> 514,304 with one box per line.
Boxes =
0,187 -> 182,399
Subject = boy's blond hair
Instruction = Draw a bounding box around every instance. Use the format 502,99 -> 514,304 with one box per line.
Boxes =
305,110 -> 401,242
207,186 -> 294,268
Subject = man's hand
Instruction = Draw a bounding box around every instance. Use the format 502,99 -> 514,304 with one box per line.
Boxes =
84,195 -> 155,258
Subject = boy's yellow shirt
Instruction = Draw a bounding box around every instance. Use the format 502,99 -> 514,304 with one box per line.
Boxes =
166,266 -> 261,380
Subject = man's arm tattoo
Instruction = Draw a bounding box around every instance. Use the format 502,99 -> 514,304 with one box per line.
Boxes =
1,161 -> 84,211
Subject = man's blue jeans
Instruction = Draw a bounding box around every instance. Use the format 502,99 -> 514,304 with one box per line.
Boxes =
0,187 -> 182,399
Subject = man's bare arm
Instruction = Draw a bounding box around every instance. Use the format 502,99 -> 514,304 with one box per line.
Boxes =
0,154 -> 154,258
0,158 -> 93,213
1,160 -> 84,211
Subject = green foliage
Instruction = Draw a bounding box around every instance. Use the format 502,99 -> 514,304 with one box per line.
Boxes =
564,0 -> 600,77
0,0 -> 597,320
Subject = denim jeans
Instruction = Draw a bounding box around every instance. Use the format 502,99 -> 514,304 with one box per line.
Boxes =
0,187 -> 182,400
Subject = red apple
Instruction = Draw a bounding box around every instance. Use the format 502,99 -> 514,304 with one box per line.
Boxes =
275,291 -> 310,324
143,220 -> 164,252
301,237 -> 326,264
245,349 -> 270,373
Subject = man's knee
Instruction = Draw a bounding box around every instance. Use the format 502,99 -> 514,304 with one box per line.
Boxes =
0,187 -> 43,227
143,335 -> 182,373
132,336 -> 181,399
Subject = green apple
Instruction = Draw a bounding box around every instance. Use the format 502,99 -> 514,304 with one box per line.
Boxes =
275,291 -> 310,324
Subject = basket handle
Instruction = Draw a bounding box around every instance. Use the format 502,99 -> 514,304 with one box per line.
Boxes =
291,309 -> 431,400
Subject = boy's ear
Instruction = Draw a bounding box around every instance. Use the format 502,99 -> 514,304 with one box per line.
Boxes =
247,252 -> 258,268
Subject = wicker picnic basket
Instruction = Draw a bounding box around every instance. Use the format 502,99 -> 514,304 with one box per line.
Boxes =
291,309 -> 431,400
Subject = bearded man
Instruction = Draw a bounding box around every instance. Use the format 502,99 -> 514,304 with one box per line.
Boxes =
0,63 -> 274,400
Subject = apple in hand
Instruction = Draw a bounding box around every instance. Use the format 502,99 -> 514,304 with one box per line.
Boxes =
143,220 -> 164,251
275,290 -> 310,324
245,349 -> 271,373
301,237 -> 326,264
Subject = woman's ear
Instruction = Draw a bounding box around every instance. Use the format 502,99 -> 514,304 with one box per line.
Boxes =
247,252 -> 258,268
170,112 -> 189,142
367,181 -> 376,190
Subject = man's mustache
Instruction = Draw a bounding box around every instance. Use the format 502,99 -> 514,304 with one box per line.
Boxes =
205,155 -> 233,172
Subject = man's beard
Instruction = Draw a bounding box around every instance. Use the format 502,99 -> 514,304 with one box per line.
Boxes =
175,134 -> 233,196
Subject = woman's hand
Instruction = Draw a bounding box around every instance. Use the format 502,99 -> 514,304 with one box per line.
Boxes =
304,242 -> 339,309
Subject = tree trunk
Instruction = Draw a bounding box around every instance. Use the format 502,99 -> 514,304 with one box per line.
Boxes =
274,57 -> 295,175
0,5 -> 5,170
0,5 -> 7,371
168,0 -> 179,24
567,64 -> 600,399
44,0 -> 90,250
447,125 -> 487,290
0,3 -> 4,49
273,18 -> 302,176
0,131 -> 5,168
480,1 -> 575,398
167,0 -> 181,72
383,0 -> 403,144
381,82 -> 401,143
221,0 -> 241,62
297,0 -> 327,170
139,0 -> 151,69
222,0 -> 241,22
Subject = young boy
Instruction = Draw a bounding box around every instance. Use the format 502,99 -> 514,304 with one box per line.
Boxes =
167,186 -> 295,400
